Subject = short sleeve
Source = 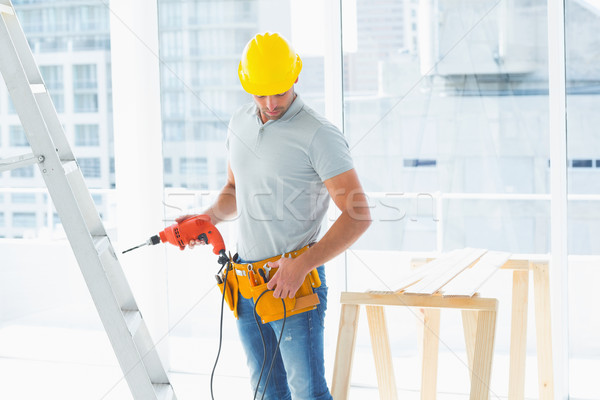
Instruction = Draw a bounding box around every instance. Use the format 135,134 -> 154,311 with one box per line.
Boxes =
308,124 -> 354,181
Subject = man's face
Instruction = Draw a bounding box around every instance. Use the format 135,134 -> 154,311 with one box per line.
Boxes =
253,86 -> 296,123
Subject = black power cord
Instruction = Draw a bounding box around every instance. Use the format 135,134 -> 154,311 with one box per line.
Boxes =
210,265 -> 287,400
210,264 -> 230,400
252,290 -> 286,400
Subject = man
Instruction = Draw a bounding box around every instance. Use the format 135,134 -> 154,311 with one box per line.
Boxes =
189,32 -> 371,399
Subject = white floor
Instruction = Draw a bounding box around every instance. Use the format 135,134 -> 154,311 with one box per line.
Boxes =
1,324 -> 598,400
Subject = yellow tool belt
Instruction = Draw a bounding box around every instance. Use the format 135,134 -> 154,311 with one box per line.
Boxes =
217,245 -> 322,323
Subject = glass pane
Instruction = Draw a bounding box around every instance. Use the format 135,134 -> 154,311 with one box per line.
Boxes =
565,0 -> 600,398
344,0 -> 551,255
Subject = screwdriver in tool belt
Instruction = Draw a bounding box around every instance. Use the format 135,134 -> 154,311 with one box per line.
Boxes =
247,266 -> 257,286
258,268 -> 268,284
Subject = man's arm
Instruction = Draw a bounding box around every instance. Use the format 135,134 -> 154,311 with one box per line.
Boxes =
203,161 -> 237,225
181,162 -> 237,248
267,168 -> 372,298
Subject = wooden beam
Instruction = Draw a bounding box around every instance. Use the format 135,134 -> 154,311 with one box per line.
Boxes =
533,262 -> 555,400
469,310 -> 497,400
508,269 -> 529,400
501,255 -> 550,270
420,308 -> 441,400
341,291 -> 498,311
501,259 -> 530,270
462,310 -> 478,376
366,306 -> 398,400
331,304 -> 360,400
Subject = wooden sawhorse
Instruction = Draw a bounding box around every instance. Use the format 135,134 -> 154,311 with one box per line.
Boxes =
331,250 -> 555,400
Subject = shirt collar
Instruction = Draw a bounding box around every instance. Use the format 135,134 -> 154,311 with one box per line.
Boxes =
279,93 -> 304,122
253,93 -> 304,126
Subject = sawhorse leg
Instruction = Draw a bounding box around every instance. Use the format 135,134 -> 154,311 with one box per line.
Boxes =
469,310 -> 497,400
332,304 -> 360,400
533,262 -> 555,400
418,308 -> 441,400
462,310 -> 478,374
366,305 -> 398,400
508,269 -> 529,400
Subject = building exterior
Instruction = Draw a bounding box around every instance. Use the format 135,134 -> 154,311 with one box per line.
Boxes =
0,0 -> 113,238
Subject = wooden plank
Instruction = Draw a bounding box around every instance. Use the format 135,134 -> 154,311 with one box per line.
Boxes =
341,291 -> 498,311
508,269 -> 529,400
532,262 -> 555,400
469,310 -> 497,400
501,259 -> 530,271
331,304 -> 360,400
405,248 -> 487,295
366,306 -> 398,400
461,310 -> 478,376
502,255 -> 550,270
394,249 -> 466,292
420,308 -> 440,400
442,251 -> 510,297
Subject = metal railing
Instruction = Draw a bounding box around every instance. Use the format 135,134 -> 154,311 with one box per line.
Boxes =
2,187 -> 600,252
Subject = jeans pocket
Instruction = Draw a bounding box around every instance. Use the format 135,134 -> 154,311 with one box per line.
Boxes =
314,286 -> 328,327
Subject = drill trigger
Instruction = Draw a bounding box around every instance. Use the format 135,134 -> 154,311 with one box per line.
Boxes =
197,233 -> 208,244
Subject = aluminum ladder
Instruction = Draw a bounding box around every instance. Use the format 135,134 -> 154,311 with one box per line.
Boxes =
0,2 -> 176,399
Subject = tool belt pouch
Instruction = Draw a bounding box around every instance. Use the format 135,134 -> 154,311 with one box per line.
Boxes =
217,268 -> 239,319
249,270 -> 321,324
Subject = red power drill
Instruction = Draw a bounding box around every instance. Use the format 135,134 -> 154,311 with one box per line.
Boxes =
122,215 -> 228,266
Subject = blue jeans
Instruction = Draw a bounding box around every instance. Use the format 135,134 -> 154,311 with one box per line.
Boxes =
235,264 -> 332,400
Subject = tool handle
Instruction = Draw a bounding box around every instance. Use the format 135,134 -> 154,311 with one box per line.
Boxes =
258,268 -> 268,284
159,214 -> 226,255
248,269 -> 257,286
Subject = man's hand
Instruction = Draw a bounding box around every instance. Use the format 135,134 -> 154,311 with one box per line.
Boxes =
175,215 -> 206,249
266,256 -> 307,299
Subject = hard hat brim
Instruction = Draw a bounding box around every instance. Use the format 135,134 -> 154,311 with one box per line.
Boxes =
238,55 -> 302,96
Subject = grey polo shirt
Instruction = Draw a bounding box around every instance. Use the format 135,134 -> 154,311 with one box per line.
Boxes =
227,94 -> 354,261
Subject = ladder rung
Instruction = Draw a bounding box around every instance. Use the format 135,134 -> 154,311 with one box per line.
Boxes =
123,309 -> 142,336
0,152 -> 36,173
93,235 -> 110,256
153,383 -> 175,400
0,4 -> 14,15
62,160 -> 79,175
30,83 -> 46,94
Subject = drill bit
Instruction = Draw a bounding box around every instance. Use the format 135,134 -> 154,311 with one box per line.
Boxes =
122,235 -> 161,254
122,242 -> 149,254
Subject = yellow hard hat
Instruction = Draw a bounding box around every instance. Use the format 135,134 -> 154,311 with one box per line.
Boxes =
238,32 -> 302,96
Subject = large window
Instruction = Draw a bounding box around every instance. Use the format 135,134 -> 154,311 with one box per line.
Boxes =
78,157 -> 101,179
565,1 -> 600,398
12,212 -> 36,228
9,126 -> 28,147
39,65 -> 64,113
10,166 -> 34,178
74,124 -> 100,146
344,0 -> 551,255
73,64 -> 98,113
